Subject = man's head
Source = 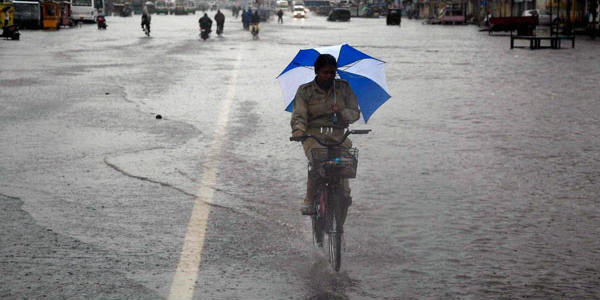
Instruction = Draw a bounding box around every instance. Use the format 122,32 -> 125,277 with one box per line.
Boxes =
314,54 -> 337,89
204,13 -> 208,17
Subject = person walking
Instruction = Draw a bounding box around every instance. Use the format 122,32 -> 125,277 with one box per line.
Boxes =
214,9 -> 225,34
277,8 -> 284,24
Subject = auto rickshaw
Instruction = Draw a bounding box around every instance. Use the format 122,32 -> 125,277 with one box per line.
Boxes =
386,8 -> 401,25
58,0 -> 72,27
41,0 -> 60,30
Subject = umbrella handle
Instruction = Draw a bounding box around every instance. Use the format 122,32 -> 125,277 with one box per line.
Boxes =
332,80 -> 338,124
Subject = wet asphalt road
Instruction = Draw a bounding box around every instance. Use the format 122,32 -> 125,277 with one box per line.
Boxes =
2,10 -> 600,300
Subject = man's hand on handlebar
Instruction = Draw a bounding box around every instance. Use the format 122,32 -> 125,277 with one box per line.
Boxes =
292,130 -> 305,138
290,129 -> 370,145
332,103 -> 341,113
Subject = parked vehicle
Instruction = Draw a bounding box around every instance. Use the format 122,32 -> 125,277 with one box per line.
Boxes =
58,0 -> 72,27
184,0 -> 194,14
154,0 -> 167,14
293,5 -> 305,18
174,0 -> 185,14
386,8 -> 400,25
71,0 -> 103,23
522,9 -> 553,25
327,7 -> 350,21
13,0 -> 42,29
42,0 -> 60,29
304,0 -> 328,12
277,0 -> 288,9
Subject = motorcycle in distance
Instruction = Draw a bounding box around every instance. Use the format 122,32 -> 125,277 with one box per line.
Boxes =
96,15 -> 107,30
1,24 -> 19,40
198,14 -> 212,40
199,24 -> 211,40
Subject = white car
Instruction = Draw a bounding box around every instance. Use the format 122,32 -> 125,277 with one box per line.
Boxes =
522,9 -> 554,25
293,5 -> 306,18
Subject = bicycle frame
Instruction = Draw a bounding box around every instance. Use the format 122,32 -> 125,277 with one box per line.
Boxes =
291,129 -> 370,271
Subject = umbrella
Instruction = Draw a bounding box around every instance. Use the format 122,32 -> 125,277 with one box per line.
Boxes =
277,44 -> 390,123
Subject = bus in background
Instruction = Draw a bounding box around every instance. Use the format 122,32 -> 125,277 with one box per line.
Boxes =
277,0 -> 288,9
173,0 -> 185,14
13,0 -> 42,29
184,0 -> 194,14
155,0 -> 169,14
71,0 -> 103,22
131,0 -> 142,14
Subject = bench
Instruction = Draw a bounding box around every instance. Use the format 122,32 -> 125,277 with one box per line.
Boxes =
510,35 -> 575,49
489,16 -> 538,35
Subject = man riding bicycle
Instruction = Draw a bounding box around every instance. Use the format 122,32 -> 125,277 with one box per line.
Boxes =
291,54 -> 360,215
141,5 -> 151,34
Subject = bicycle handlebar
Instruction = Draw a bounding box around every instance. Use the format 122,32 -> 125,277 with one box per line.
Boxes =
289,129 -> 371,147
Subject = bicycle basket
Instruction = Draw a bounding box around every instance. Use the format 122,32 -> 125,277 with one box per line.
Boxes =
311,147 -> 359,178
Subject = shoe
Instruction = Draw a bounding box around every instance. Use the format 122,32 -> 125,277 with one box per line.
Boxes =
301,204 -> 314,215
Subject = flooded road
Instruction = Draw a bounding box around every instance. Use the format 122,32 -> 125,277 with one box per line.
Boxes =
1,11 -> 600,300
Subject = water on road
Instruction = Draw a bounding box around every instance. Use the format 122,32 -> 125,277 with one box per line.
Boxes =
1,11 -> 599,300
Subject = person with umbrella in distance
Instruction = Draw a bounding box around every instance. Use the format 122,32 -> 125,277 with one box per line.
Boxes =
141,3 -> 151,35
291,54 -> 360,215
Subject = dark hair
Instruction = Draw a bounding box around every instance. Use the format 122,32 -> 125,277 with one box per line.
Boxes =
314,54 -> 337,73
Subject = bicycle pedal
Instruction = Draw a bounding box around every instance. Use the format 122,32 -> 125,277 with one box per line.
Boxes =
301,207 -> 316,215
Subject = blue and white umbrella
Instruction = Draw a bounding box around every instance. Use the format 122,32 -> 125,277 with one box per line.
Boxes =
277,44 -> 390,123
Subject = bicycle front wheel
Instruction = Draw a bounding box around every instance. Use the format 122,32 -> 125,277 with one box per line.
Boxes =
312,189 -> 325,248
328,191 -> 344,272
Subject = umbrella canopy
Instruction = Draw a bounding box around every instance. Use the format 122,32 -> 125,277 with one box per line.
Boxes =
277,44 -> 390,123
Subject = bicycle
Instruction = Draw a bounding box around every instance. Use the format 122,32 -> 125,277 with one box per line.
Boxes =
142,23 -> 150,36
291,129 -> 371,271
